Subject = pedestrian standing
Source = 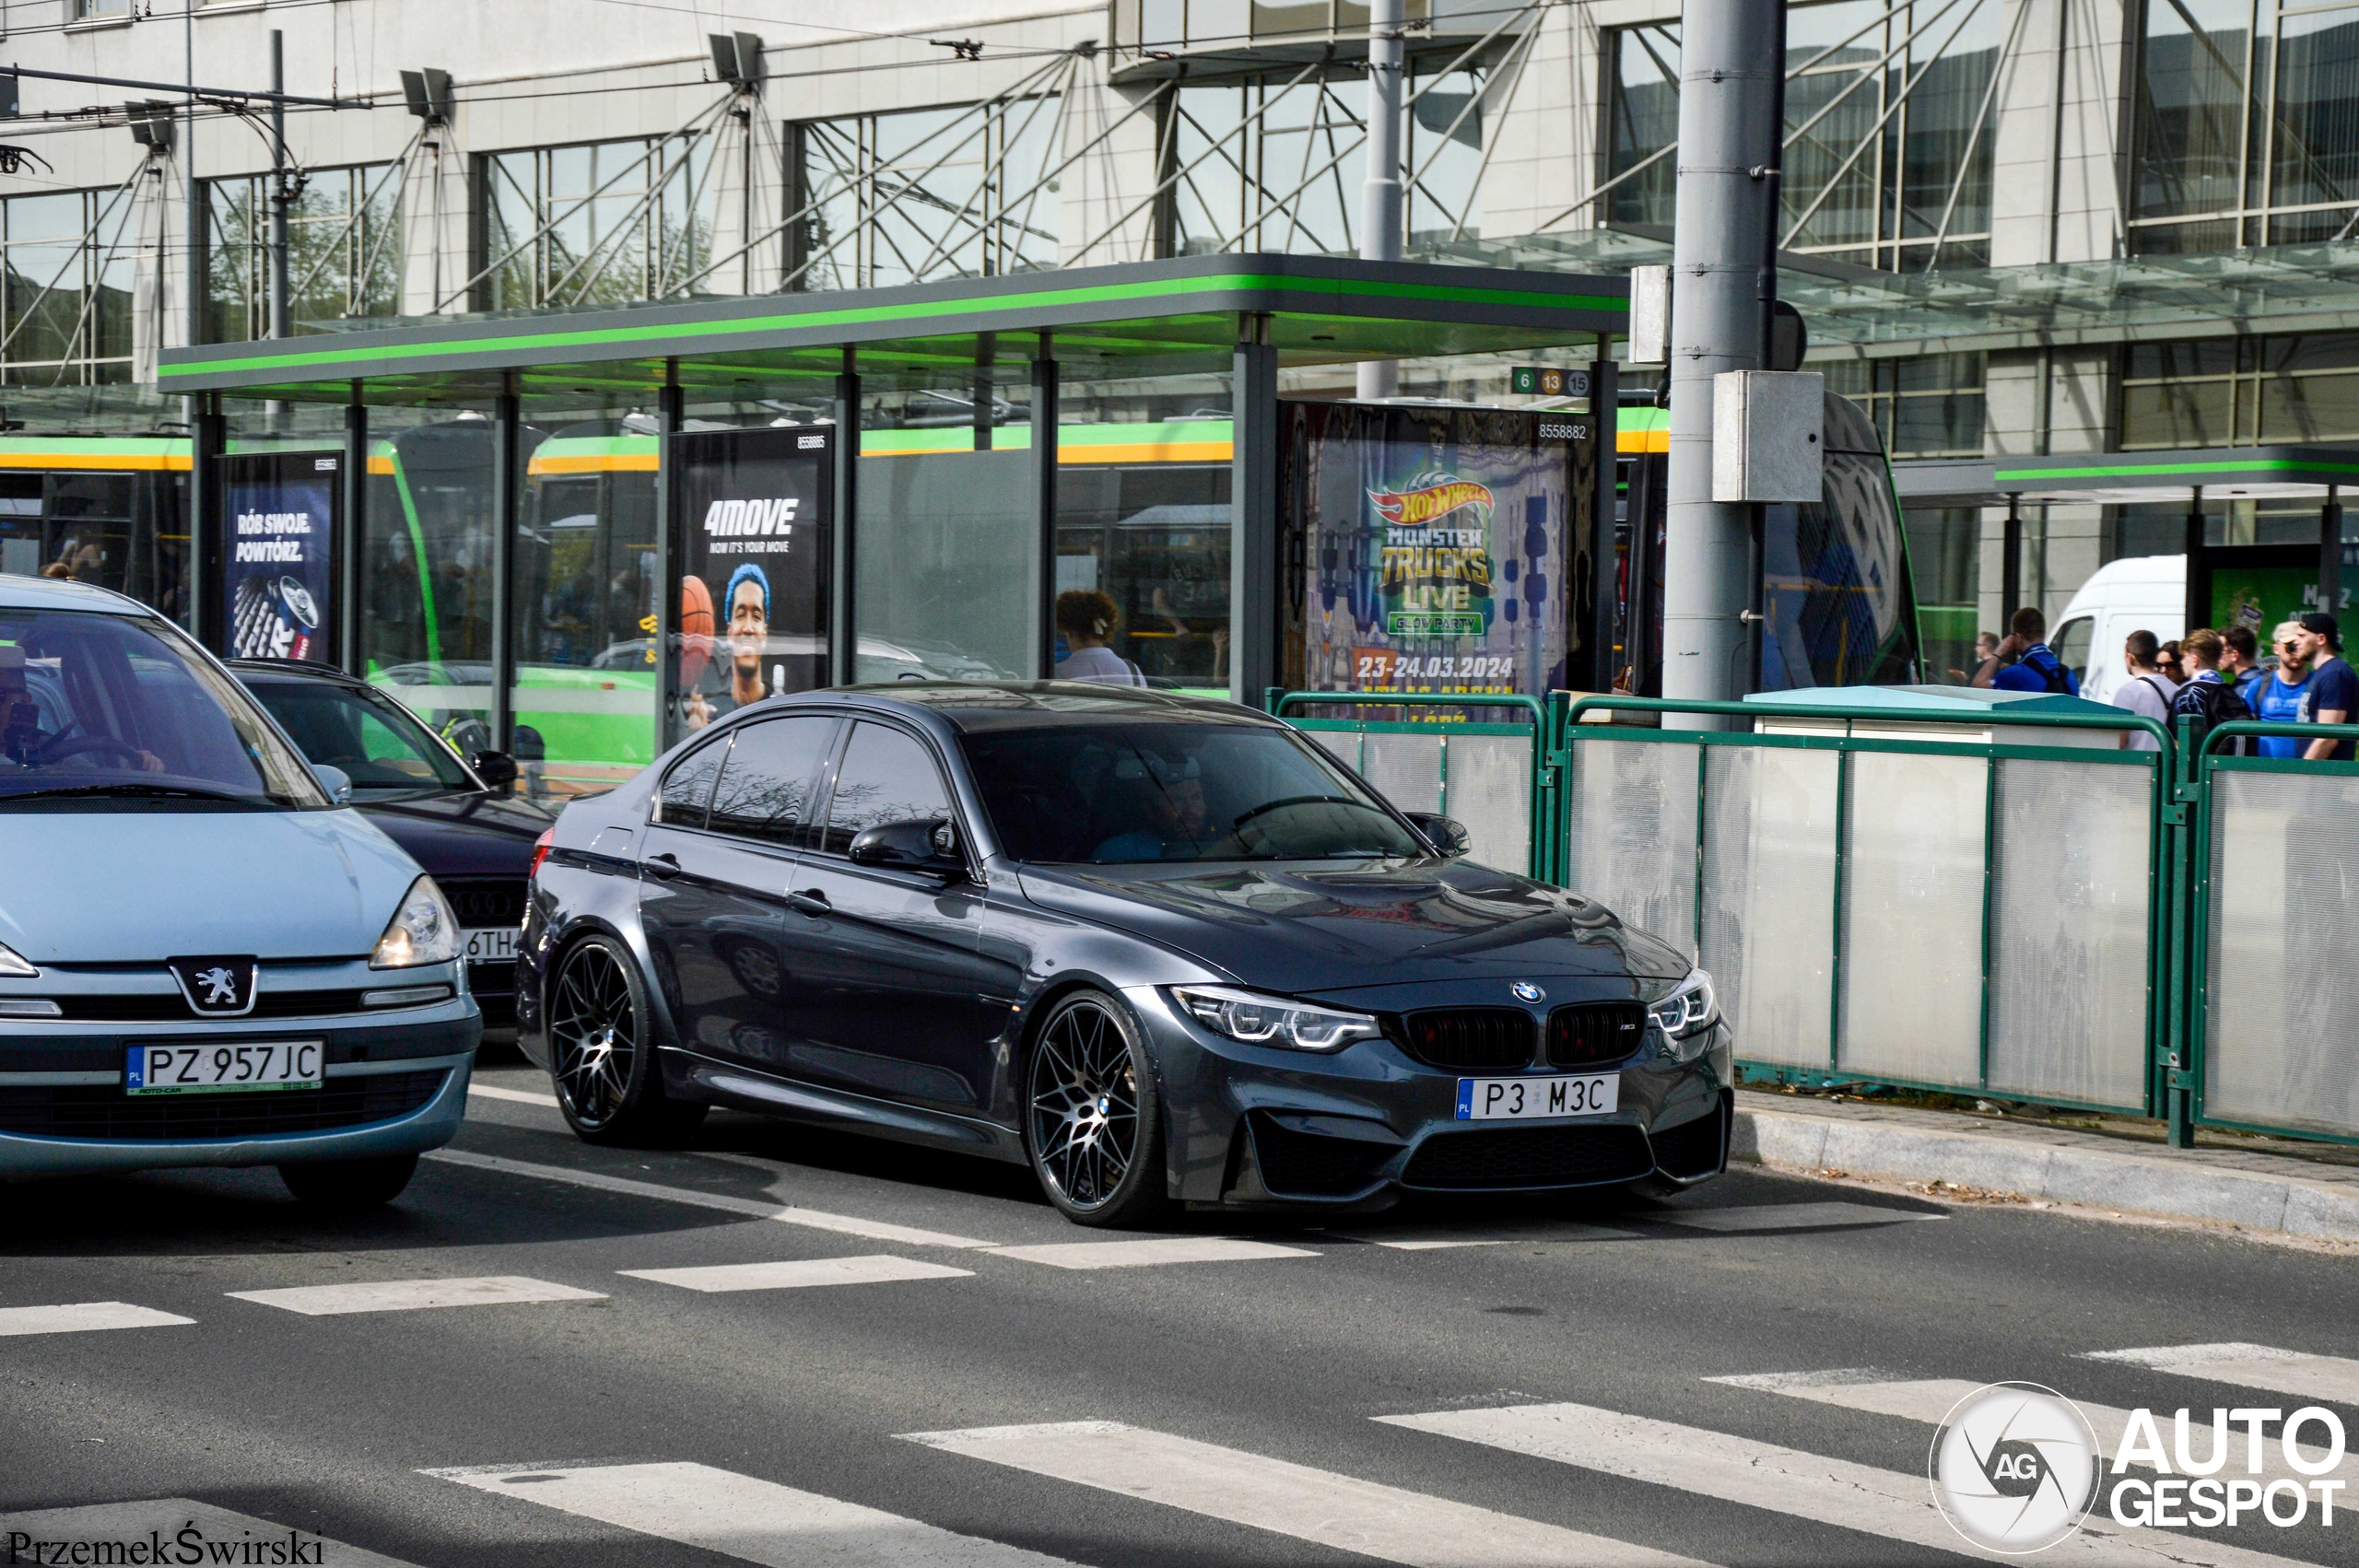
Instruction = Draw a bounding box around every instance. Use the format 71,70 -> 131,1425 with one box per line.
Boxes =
1977,607 -> 2079,694
2221,625 -> 2267,708
2109,629 -> 2180,751
2249,622 -> 2314,759
2294,612 -> 2358,761
2170,629 -> 2254,755
2157,639 -> 2186,685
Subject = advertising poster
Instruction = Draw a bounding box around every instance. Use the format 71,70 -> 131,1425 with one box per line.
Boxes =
223,451 -> 339,661
1286,404 -> 1571,700
669,425 -> 831,743
2211,549 -> 2359,641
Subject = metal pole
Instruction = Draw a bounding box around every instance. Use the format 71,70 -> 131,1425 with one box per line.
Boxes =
2185,486 -> 2206,634
489,380 -> 520,773
191,395 -> 225,652
267,30 -> 288,344
2001,493 -> 2022,628
1231,314 -> 1281,703
340,388 -> 366,675
830,346 -> 860,686
974,331 -> 995,452
1033,337 -> 1059,680
653,362 -> 682,754
1356,0 -> 1405,402
182,0 -> 198,362
1748,0 -> 1788,696
1662,0 -> 1783,715
2321,484 -> 2343,619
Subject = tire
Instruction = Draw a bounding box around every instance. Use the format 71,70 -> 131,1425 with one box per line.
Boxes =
546,933 -> 708,1147
1023,989 -> 1167,1228
278,1153 -> 417,1210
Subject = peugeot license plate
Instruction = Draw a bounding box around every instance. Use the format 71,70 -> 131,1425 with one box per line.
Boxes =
1455,1072 -> 1618,1121
464,927 -> 517,964
125,1041 -> 323,1096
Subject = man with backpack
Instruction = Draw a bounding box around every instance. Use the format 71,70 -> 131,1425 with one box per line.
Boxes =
2110,629 -> 2180,751
1978,606 -> 2080,695
2170,628 -> 2253,756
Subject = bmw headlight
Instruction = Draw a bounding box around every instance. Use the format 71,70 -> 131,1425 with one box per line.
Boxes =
370,876 -> 462,968
1649,968 -> 1719,1060
1170,985 -> 1381,1053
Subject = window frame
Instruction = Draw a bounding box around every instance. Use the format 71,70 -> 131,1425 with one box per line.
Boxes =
807,714 -> 971,869
701,712 -> 844,852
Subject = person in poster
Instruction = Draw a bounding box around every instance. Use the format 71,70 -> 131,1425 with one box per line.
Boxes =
671,427 -> 830,739
222,453 -> 338,662
685,562 -> 776,729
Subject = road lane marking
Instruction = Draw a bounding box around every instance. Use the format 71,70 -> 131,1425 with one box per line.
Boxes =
0,1301 -> 194,1337
619,1255 -> 974,1293
1654,1201 -> 1940,1233
1325,1222 -> 1643,1250
425,1460 -> 1074,1567
984,1237 -> 1317,1270
2083,1343 -> 2359,1408
424,1148 -> 1000,1248
468,1082 -> 559,1108
1377,1401 -> 2317,1568
0,1500 -> 416,1566
1710,1368 -> 2357,1488
899,1420 -> 1706,1568
227,1275 -> 605,1316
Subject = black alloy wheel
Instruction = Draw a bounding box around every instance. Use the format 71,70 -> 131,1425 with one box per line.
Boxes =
546,935 -> 706,1146
1025,990 -> 1165,1226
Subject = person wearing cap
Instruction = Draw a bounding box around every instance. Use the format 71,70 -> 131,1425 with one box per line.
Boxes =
2294,611 -> 2357,762
2250,622 -> 2315,760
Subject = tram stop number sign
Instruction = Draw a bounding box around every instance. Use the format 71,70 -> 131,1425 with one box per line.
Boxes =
1510,366 -> 1590,398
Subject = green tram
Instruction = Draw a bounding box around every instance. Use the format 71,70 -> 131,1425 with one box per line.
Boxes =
0,401 -> 1920,795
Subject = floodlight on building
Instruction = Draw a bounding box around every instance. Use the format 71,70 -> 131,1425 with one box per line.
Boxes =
399,68 -> 453,124
127,99 -> 175,152
709,33 -> 763,90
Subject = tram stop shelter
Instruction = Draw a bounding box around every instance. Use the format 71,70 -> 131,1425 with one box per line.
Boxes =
157,253 -> 1625,792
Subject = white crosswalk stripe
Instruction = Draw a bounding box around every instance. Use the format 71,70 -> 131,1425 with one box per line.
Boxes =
0,1500 -> 415,1566
1323,1221 -> 1642,1250
983,1236 -> 1317,1270
0,1301 -> 194,1337
1655,1201 -> 1940,1233
900,1419 -> 1708,1568
426,1459 -> 1074,1567
619,1255 -> 973,1293
426,1148 -> 1001,1248
1378,1400 -> 2321,1567
2084,1343 -> 2359,1409
228,1275 -> 605,1316
1710,1368 -> 2357,1489
467,1082 -> 559,1108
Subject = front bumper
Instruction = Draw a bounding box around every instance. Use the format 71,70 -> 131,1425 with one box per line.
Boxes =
0,987 -> 479,1177
1126,986 -> 1733,1207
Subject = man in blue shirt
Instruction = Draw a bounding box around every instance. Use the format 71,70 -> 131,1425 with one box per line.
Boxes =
2294,612 -> 2358,762
1978,607 -> 2081,695
2251,623 -> 2314,759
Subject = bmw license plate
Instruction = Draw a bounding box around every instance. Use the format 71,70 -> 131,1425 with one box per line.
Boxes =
125,1041 -> 323,1096
464,927 -> 517,964
1456,1072 -> 1618,1121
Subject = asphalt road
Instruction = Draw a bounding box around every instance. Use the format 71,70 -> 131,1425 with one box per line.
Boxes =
3,1060 -> 2355,1568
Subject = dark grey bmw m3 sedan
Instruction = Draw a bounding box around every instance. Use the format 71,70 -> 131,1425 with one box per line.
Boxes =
516,683 -> 1732,1226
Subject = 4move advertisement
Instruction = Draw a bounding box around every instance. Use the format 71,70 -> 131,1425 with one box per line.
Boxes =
223,451 -> 340,662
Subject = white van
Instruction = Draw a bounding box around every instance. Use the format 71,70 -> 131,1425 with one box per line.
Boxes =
2049,556 -> 2184,704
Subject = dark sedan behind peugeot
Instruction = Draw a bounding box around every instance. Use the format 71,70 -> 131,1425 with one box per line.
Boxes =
517,684 -> 1731,1226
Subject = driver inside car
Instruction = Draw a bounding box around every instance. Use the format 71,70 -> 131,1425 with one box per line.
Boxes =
1091,750 -> 1211,861
0,643 -> 163,772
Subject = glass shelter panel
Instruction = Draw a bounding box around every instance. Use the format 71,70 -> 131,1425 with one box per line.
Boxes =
1837,750 -> 1985,1084
1566,738 -> 1698,962
1701,744 -> 1838,1070
364,414 -> 501,758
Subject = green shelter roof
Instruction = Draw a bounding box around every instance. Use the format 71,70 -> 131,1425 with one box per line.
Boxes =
158,254 -> 1627,404
1989,447 -> 2359,505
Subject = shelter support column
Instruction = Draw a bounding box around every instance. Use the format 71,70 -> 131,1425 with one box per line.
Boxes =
830,347 -> 860,685
2322,486 -> 2343,621
490,377 -> 521,768
1231,314 -> 1279,706
191,393 -> 225,653
340,388 -> 366,676
653,363 -> 683,752
2184,486 -> 2206,635
1033,338 -> 1058,680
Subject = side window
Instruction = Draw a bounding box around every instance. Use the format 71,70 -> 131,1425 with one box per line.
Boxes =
709,716 -> 840,848
656,735 -> 729,829
820,721 -> 954,855
2051,616 -> 2094,684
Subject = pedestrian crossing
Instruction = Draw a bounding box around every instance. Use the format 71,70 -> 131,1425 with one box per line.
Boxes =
2085,1342 -> 2359,1408
0,1300 -> 193,1336
619,1254 -> 973,1293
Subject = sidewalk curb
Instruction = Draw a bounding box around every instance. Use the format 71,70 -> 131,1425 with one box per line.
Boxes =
1731,1107 -> 2359,1243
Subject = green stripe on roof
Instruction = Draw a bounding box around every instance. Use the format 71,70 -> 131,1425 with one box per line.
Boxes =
1993,457 -> 2359,480
161,273 -> 1621,382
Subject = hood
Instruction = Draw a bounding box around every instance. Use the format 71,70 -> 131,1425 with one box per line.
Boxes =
357,790 -> 551,880
0,808 -> 426,963
1015,859 -> 1692,996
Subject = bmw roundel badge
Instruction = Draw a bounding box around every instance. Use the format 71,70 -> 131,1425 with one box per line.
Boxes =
1510,981 -> 1545,1004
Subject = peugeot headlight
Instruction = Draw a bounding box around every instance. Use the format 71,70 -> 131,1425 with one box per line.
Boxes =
1170,985 -> 1381,1053
0,940 -> 36,977
370,875 -> 462,968
1649,968 -> 1719,1059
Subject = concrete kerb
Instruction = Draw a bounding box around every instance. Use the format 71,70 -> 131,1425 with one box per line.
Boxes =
1731,1101 -> 2359,1243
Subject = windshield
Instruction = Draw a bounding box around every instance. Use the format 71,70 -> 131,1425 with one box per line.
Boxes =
0,607 -> 327,808
243,675 -> 475,799
961,720 -> 1426,864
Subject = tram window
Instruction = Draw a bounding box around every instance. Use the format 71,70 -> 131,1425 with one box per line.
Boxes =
0,475 -> 38,579
1052,460 -> 1230,693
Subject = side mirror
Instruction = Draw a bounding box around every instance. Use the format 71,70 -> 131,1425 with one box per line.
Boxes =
1403,811 -> 1471,859
470,749 -> 519,790
313,764 -> 353,807
848,817 -> 963,876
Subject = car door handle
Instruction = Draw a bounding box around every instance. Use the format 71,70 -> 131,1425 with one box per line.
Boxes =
643,852 -> 681,880
785,888 -> 830,916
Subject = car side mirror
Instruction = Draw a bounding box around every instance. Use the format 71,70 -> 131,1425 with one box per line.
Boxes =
849,817 -> 964,876
1403,811 -> 1471,859
470,749 -> 519,790
313,764 -> 353,807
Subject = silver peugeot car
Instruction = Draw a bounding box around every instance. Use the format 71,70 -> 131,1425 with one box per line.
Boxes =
0,575 -> 478,1207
